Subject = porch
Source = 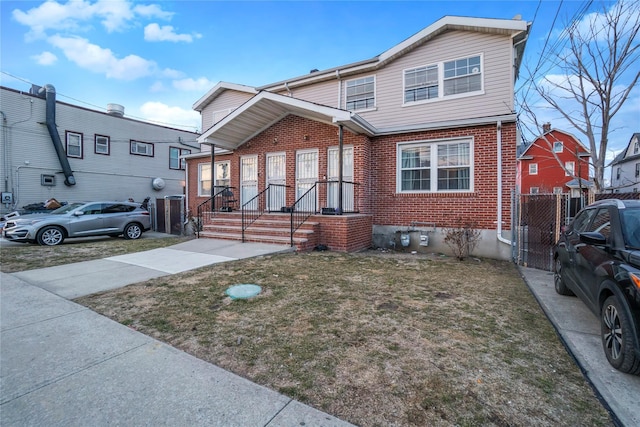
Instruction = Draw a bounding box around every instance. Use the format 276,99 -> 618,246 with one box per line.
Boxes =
195,183 -> 372,252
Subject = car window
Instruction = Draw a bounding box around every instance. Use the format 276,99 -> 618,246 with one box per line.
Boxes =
570,209 -> 596,233
621,209 -> 640,248
587,208 -> 611,239
79,203 -> 103,215
103,203 -> 135,214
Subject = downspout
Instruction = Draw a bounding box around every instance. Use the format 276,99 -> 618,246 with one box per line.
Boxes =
1,111 -> 7,192
210,144 -> 216,210
496,120 -> 512,245
39,84 -> 75,186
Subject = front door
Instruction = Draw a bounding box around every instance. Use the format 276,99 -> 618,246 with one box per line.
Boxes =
240,155 -> 258,209
266,152 -> 286,212
327,146 -> 354,212
296,150 -> 318,212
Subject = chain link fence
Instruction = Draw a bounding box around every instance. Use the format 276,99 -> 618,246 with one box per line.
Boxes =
514,192 -> 639,271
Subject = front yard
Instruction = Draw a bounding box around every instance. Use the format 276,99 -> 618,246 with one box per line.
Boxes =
65,249 -> 611,426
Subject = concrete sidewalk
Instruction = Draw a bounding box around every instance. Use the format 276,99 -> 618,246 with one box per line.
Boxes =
520,266 -> 640,427
1,237 -> 354,427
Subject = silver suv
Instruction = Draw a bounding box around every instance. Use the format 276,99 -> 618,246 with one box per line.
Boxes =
3,201 -> 151,246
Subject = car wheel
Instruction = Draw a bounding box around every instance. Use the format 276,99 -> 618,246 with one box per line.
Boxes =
36,226 -> 65,246
554,257 -> 574,296
601,295 -> 640,375
123,223 -> 142,240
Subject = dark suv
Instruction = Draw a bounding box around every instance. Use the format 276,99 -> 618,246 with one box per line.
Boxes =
554,199 -> 640,375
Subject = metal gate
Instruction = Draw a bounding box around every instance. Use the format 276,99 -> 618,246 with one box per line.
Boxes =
515,192 -> 640,271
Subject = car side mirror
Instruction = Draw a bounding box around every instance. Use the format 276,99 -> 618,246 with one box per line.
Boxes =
579,232 -> 607,246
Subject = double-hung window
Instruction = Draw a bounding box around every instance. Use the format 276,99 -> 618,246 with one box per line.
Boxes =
565,161 -> 575,176
169,147 -> 191,170
636,163 -> 640,178
404,65 -> 438,103
130,140 -> 154,157
346,76 -> 375,110
529,163 -> 538,175
198,161 -> 230,196
95,135 -> 110,155
66,131 -> 83,158
398,139 -> 472,192
443,55 -> 481,96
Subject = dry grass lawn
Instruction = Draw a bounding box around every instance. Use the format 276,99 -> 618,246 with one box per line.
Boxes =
69,249 -> 612,427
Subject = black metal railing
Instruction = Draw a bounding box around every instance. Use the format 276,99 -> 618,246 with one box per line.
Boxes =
195,186 -> 237,238
241,184 -> 289,242
289,184 -> 318,246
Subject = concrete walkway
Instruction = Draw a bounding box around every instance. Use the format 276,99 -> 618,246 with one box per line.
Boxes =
1,236 -> 354,427
520,266 -> 640,427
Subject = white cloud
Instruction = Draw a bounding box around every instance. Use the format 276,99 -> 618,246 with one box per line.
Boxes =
149,81 -> 165,92
161,68 -> 185,79
144,23 -> 199,42
12,0 -> 174,38
48,34 -> 156,80
32,51 -> 58,65
139,101 -> 200,131
172,77 -> 215,91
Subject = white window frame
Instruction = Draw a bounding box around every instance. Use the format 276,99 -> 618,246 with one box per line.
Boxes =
529,163 -> 538,175
565,161 -> 575,176
403,64 -> 438,103
397,137 -> 473,193
66,131 -> 82,158
634,141 -> 639,154
553,187 -> 563,194
553,141 -> 563,153
530,187 -> 539,194
95,135 -> 109,155
403,54 -> 483,106
345,76 -> 376,111
636,163 -> 640,178
130,140 -> 154,157
198,161 -> 230,197
169,147 -> 191,170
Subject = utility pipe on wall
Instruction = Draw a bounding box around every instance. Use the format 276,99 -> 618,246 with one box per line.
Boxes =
496,120 -> 512,246
39,84 -> 75,186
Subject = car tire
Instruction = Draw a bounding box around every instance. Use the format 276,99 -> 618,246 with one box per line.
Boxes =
123,223 -> 142,240
554,257 -> 574,296
601,295 -> 640,375
36,226 -> 65,246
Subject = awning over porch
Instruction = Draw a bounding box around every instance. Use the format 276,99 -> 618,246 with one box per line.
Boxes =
197,91 -> 376,150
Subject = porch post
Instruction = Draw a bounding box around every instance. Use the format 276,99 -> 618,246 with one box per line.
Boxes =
338,124 -> 344,215
210,144 -> 216,210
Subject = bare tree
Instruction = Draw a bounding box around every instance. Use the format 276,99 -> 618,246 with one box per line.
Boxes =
521,0 -> 640,191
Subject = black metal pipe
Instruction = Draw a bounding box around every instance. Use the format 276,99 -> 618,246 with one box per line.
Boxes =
40,84 -> 75,186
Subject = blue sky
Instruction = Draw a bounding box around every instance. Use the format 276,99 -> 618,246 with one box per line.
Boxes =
1,0 -> 637,162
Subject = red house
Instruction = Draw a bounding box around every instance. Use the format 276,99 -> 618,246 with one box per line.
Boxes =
518,124 -> 591,197
184,16 -> 530,260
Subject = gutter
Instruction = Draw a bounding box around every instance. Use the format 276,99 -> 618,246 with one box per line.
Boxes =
496,120 -> 512,246
39,84 -> 76,186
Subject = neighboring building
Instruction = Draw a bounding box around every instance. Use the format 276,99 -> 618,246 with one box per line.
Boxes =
186,15 -> 530,260
0,84 -> 200,216
609,133 -> 640,193
517,123 -> 592,197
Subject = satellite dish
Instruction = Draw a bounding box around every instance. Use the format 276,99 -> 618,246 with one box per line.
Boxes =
151,177 -> 166,190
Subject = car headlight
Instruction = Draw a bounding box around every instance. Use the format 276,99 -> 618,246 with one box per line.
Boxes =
631,272 -> 640,290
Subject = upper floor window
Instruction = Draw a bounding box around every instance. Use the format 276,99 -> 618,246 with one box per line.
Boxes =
553,141 -> 563,153
634,141 -> 639,154
565,161 -> 575,176
95,135 -> 110,155
346,76 -> 375,110
398,138 -> 472,193
66,131 -> 83,158
169,147 -> 191,170
617,167 -> 621,180
529,163 -> 538,175
404,65 -> 438,103
443,55 -> 481,96
130,140 -> 154,157
636,163 -> 639,178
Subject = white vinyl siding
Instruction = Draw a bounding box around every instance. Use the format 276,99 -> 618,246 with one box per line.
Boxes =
398,138 -> 473,193
200,90 -> 254,130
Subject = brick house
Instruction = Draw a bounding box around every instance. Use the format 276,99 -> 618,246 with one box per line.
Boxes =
184,16 -> 530,260
517,123 -> 592,197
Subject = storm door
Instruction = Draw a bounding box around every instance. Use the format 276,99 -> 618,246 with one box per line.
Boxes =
266,152 -> 286,211
240,155 -> 258,209
295,149 -> 318,212
327,146 -> 354,212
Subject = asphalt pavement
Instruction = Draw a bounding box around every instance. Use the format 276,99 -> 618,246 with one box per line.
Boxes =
1,234 -> 639,426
